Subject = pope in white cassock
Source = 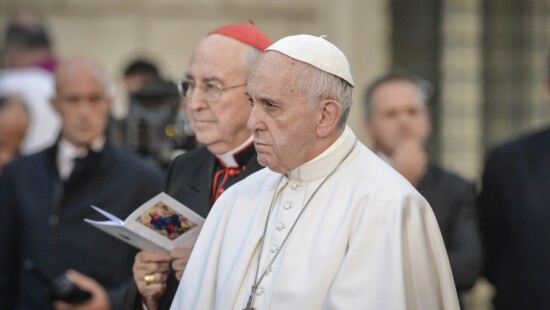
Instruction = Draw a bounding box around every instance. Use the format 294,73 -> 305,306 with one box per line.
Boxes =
171,34 -> 460,310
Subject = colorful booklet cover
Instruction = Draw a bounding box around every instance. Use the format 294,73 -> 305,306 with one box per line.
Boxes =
85,192 -> 204,252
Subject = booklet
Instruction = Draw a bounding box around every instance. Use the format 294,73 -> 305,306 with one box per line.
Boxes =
84,192 -> 204,252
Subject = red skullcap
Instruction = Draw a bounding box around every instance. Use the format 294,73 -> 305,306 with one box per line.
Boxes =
209,22 -> 272,51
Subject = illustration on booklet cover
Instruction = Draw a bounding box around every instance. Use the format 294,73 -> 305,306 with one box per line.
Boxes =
135,201 -> 198,240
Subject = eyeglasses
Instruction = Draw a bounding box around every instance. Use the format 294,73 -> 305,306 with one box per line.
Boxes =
176,80 -> 246,103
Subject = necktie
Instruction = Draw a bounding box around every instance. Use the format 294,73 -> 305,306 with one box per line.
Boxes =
68,156 -> 86,180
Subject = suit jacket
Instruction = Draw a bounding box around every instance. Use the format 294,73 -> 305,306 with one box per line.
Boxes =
478,127 -> 550,310
0,141 -> 164,310
125,146 -> 263,309
417,163 -> 482,293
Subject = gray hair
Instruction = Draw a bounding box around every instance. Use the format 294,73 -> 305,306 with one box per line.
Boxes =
363,70 -> 434,119
294,64 -> 354,129
243,45 -> 264,76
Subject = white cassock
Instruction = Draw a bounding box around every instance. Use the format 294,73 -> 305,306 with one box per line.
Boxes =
171,126 -> 459,310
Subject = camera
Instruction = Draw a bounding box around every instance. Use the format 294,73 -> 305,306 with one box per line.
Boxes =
23,260 -> 92,304
110,77 -> 197,168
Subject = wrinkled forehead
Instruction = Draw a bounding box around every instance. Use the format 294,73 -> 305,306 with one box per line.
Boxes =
187,34 -> 248,81
248,51 -> 307,87
373,80 -> 427,108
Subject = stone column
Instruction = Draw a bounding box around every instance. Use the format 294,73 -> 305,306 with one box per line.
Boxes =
439,0 -> 483,180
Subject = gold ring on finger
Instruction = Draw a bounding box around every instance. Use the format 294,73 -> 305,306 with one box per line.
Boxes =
144,274 -> 155,285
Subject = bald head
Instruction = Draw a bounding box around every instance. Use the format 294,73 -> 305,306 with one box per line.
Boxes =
189,34 -> 254,84
55,57 -> 109,95
52,57 -> 112,147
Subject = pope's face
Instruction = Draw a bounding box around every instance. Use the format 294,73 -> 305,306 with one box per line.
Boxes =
246,52 -> 322,173
365,80 -> 431,156
52,64 -> 111,148
184,34 -> 252,155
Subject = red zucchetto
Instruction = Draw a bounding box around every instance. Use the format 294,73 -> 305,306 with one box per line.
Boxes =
209,22 -> 272,51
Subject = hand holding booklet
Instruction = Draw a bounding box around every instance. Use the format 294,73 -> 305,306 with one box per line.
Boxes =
85,192 -> 204,252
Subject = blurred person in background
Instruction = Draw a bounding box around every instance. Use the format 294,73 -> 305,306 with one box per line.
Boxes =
111,59 -> 197,169
122,59 -> 160,95
2,10 -> 57,70
0,95 -> 28,173
125,22 -> 271,310
0,56 -> 163,309
109,59 -> 161,152
0,10 -> 61,154
363,71 -> 482,306
478,53 -> 550,309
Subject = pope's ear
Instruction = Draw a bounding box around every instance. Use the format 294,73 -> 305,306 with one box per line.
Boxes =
317,99 -> 341,138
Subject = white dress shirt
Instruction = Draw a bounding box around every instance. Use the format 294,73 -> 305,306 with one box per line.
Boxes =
56,137 -> 105,180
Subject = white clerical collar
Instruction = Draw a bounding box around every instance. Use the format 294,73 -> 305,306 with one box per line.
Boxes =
57,137 -> 105,180
215,136 -> 254,168
286,125 -> 356,182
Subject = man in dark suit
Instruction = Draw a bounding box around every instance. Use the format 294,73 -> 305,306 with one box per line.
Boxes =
126,23 -> 271,310
478,61 -> 550,309
0,57 -> 164,309
363,71 -> 482,302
